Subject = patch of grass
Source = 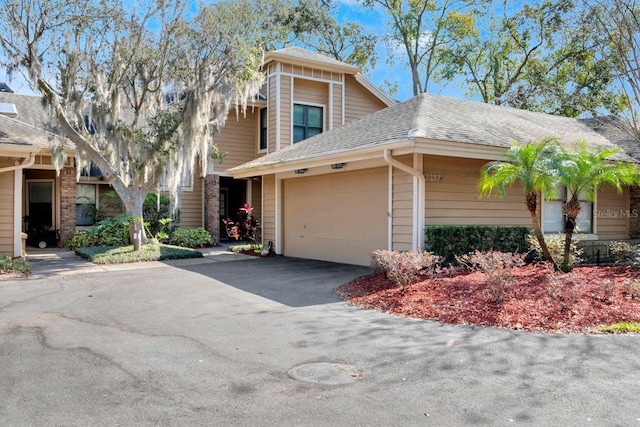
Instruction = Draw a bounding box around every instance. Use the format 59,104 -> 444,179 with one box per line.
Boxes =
228,243 -> 261,253
598,322 -> 640,334
75,243 -> 203,264
0,256 -> 29,276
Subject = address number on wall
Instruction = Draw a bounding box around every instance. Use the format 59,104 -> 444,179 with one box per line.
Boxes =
424,174 -> 443,182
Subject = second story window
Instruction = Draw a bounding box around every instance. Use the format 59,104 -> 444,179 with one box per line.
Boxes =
293,104 -> 323,143
260,108 -> 268,151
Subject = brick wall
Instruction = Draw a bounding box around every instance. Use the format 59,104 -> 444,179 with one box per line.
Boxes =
59,166 -> 76,245
630,185 -> 640,238
204,174 -> 220,242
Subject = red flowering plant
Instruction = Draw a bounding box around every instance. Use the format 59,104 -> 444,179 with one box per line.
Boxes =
223,203 -> 261,243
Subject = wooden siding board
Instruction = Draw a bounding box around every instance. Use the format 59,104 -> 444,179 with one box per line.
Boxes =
0,171 -> 14,256
424,155 -> 532,228
344,75 -> 387,124
262,175 -> 276,244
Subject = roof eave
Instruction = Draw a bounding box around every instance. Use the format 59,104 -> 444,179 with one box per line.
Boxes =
263,53 -> 359,75
228,139 -> 413,178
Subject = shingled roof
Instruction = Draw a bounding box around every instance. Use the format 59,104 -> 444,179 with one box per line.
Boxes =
581,116 -> 640,160
230,93 -> 625,173
0,92 -> 60,149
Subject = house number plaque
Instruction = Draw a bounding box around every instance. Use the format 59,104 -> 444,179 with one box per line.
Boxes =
424,174 -> 443,182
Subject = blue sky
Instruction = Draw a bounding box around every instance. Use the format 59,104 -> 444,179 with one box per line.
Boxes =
3,0 -> 452,101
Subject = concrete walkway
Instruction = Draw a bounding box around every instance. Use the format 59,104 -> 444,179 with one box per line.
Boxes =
23,244 -> 252,278
1,251 -> 640,425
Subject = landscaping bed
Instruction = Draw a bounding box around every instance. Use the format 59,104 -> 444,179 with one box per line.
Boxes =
336,264 -> 640,333
75,243 -> 203,264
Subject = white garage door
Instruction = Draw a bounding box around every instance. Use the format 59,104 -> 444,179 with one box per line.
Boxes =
283,167 -> 388,266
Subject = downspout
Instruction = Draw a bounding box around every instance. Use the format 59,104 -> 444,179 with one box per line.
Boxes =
1,154 -> 36,258
383,149 -> 426,250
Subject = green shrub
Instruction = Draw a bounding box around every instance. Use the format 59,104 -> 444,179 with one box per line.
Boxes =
144,193 -> 180,236
609,241 -> 640,267
169,227 -> 212,248
65,214 -> 131,249
371,249 -> 442,289
425,226 -> 531,264
528,234 -> 583,266
64,230 -> 99,250
0,256 -> 29,275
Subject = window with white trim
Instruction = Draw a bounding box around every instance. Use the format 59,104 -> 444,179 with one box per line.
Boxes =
293,104 -> 323,143
76,184 -> 97,226
543,185 -> 593,234
259,108 -> 268,151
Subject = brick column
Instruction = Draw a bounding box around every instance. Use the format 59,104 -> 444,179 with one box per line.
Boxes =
204,174 -> 220,243
59,166 -> 76,245
630,185 -> 640,238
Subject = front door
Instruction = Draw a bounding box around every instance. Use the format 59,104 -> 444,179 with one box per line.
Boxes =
26,179 -> 55,232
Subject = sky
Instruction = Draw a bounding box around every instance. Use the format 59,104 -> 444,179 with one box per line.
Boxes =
1,0 -> 458,101
2,0 -> 420,100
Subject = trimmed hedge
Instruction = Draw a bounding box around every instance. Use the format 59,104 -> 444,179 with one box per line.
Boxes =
425,225 -> 531,264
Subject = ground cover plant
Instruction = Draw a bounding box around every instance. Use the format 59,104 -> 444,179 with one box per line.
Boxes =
75,244 -> 202,264
0,256 -> 29,278
337,250 -> 640,334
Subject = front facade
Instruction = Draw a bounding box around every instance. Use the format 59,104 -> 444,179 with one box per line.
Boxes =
2,48 -> 637,265
230,94 -> 637,266
0,47 -> 393,258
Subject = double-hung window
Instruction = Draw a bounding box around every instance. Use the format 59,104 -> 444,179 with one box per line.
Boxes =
543,185 -> 593,234
293,104 -> 323,143
76,184 -> 97,226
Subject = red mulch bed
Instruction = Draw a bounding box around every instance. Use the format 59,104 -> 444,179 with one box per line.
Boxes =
336,265 -> 640,333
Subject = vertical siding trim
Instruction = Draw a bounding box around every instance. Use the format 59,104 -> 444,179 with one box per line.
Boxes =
275,174 -> 282,254
414,153 -> 425,249
276,73 -> 281,151
290,76 -> 294,147
13,168 -> 20,257
388,164 -> 393,250
341,80 -> 345,125
329,83 -> 333,130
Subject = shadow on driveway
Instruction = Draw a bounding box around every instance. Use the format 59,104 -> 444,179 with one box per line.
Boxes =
174,256 -> 371,307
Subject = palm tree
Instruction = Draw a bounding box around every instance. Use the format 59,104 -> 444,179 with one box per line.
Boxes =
557,141 -> 640,271
478,138 -> 560,265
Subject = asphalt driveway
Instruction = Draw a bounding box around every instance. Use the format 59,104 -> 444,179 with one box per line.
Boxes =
1,254 -> 640,426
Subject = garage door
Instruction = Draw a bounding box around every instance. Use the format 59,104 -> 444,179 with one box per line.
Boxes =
283,167 -> 388,266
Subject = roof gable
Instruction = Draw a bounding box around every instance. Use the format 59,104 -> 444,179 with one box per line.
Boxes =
264,46 -> 359,74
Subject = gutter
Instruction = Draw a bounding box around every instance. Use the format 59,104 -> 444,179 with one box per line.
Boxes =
383,149 -> 425,250
0,153 -> 35,173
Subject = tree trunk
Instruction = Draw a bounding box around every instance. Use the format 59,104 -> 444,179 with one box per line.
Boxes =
526,192 -> 558,268
562,197 -> 582,272
530,209 -> 557,268
122,190 -> 148,250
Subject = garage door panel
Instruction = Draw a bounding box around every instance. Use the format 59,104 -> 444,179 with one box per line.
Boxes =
283,167 -> 388,266
286,216 -> 386,240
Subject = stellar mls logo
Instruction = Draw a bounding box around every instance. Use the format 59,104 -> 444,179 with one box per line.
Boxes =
593,209 -> 639,219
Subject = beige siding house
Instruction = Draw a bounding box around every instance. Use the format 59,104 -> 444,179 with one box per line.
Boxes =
0,47 -> 394,257
2,46 -> 636,266
229,93 -> 638,266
